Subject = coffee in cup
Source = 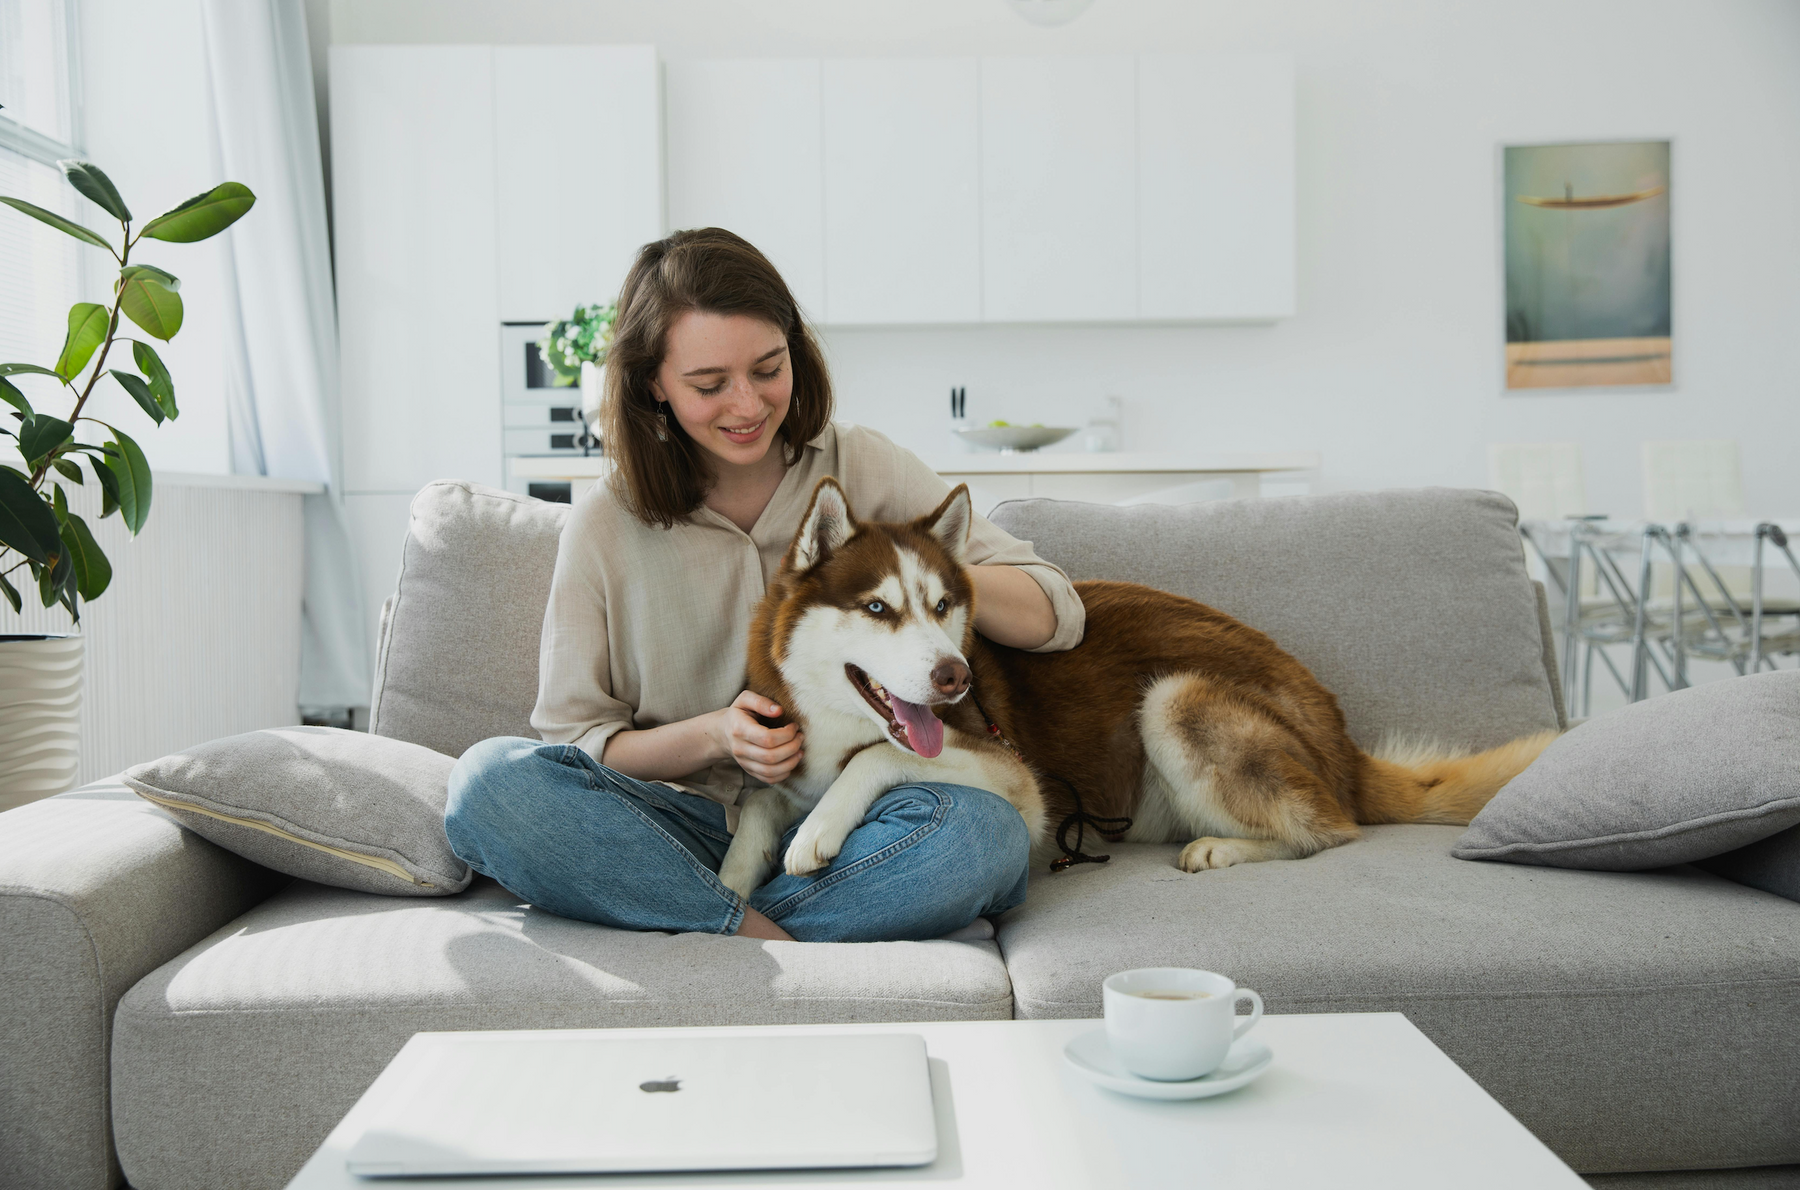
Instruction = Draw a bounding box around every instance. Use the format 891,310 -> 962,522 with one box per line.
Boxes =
1102,967 -> 1263,1081
1131,989 -> 1212,1000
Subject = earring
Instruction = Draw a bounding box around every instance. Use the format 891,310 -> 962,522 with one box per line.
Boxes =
653,401 -> 670,442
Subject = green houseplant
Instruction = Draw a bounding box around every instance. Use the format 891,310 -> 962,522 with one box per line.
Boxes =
0,160 -> 254,807
0,160 -> 255,618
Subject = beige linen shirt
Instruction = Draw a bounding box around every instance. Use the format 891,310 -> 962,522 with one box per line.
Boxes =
530,421 -> 1085,827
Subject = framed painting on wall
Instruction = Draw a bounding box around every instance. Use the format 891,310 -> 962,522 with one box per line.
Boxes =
1503,140 -> 1671,390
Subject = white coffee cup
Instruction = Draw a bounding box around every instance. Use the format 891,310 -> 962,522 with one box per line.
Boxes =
1102,967 -> 1264,1081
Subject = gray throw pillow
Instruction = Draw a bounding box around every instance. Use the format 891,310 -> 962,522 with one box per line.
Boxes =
1700,822 -> 1800,904
1454,670 -> 1800,870
124,726 -> 471,896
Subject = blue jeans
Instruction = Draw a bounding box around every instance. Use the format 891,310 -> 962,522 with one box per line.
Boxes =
444,737 -> 1031,943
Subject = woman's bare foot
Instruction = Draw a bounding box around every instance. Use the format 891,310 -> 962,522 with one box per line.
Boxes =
735,906 -> 795,941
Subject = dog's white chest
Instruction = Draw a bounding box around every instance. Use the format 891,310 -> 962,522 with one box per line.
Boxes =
784,712 -> 884,805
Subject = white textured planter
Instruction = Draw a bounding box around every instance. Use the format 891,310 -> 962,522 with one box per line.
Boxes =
0,634 -> 83,811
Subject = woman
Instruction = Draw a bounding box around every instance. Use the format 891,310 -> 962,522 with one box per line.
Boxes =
445,228 -> 1085,943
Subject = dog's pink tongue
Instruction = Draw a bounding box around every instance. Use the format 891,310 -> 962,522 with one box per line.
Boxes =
891,696 -> 944,758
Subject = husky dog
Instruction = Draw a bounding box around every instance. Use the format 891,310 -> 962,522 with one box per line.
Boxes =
716,477 -> 1558,898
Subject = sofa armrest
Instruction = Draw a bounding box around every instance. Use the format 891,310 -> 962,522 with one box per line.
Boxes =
0,780 -> 287,1190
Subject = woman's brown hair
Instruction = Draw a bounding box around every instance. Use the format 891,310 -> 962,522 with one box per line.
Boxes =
602,228 -> 834,528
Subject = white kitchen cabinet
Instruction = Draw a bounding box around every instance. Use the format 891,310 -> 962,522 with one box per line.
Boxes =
821,58 -> 981,326
979,56 -> 1138,323
1138,54 -> 1295,320
331,45 -> 503,494
493,46 -> 663,322
664,59 -> 825,319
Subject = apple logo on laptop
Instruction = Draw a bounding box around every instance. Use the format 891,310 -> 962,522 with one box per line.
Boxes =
639,1076 -> 681,1093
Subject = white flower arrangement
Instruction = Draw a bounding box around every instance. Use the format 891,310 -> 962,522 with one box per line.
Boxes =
537,302 -> 617,387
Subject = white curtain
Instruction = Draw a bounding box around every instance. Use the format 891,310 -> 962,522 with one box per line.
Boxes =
200,0 -> 369,711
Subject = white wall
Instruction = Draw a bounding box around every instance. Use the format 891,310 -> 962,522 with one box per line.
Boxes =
0,476 -> 309,786
326,0 -> 1800,519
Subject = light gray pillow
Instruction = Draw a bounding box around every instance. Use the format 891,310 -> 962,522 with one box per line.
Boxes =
1454,670 -> 1800,870
124,726 -> 471,896
1700,822 -> 1800,904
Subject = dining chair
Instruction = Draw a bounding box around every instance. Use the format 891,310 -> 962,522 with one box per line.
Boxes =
1640,440 -> 1798,677
1492,443 -> 1655,714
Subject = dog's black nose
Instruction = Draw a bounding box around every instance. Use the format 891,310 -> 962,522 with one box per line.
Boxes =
931,658 -> 971,698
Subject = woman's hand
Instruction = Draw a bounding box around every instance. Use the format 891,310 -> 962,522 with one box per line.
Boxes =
711,690 -> 804,784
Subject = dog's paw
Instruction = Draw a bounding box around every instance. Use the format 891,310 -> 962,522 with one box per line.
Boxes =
784,821 -> 847,877
1177,837 -> 1261,872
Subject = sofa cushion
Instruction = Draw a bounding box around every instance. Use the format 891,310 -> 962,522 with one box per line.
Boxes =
1456,671 -> 1800,870
369,482 -> 568,757
989,489 -> 1563,751
123,727 -> 469,896
994,827 -> 1800,1174
111,877 -> 1012,1190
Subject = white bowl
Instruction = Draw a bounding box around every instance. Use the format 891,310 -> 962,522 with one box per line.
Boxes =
954,425 -> 1078,453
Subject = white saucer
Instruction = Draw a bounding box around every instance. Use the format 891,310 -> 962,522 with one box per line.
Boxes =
1062,1029 -> 1274,1100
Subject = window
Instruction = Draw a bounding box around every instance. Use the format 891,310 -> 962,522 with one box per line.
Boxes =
0,0 -> 77,144
0,0 -> 88,372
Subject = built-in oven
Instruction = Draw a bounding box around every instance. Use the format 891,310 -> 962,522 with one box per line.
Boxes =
499,321 -> 600,502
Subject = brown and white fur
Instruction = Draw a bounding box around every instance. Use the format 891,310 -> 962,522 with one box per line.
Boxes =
716,477 -> 1558,898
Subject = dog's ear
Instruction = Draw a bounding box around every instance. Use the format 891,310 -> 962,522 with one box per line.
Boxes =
787,477 -> 856,572
920,484 -> 972,564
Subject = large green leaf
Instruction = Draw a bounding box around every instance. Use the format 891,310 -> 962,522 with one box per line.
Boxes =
89,453 -> 120,518
38,548 -> 72,609
118,263 -> 180,292
54,303 -> 111,380
131,340 -> 178,418
59,160 -> 131,223
0,467 -> 60,564
18,415 -> 73,466
110,370 -> 164,424
0,377 -> 27,416
106,427 -> 152,534
0,196 -> 113,250
0,363 -> 63,378
0,571 -> 19,614
60,512 -> 111,600
119,276 -> 182,341
140,182 -> 256,243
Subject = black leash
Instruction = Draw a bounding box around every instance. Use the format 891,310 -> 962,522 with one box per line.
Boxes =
967,685 -> 1132,873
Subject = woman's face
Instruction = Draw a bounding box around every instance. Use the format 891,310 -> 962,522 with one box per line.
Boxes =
649,310 -> 793,472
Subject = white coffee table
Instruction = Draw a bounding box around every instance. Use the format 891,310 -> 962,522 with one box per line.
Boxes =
285,1013 -> 1584,1189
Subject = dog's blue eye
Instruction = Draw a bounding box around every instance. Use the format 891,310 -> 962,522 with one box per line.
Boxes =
867,601 -> 885,614
935,597 -> 949,614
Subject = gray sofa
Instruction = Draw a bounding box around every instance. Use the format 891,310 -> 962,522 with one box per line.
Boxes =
3,482 -> 1796,1190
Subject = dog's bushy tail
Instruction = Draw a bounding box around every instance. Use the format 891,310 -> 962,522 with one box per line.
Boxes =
1353,730 -> 1560,826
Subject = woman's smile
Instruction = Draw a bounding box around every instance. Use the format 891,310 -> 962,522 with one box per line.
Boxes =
719,416 -> 768,446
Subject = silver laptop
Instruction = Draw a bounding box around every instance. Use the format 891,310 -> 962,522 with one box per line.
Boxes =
345,1030 -> 937,1177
